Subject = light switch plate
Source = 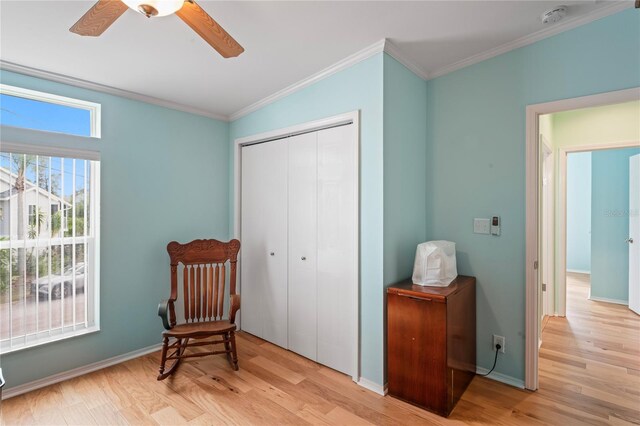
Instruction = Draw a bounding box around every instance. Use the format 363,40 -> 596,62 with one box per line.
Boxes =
474,218 -> 491,234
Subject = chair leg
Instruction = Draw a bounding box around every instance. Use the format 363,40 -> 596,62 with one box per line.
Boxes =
224,332 -> 232,364
158,337 -> 184,381
229,331 -> 239,371
157,336 -> 169,380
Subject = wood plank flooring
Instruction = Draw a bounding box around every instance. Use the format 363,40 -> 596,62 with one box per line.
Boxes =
537,273 -> 640,425
1,273 -> 638,425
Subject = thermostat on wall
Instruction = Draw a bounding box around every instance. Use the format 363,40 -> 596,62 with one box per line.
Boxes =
491,216 -> 500,236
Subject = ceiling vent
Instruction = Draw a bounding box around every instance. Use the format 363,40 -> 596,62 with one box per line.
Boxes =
541,5 -> 568,24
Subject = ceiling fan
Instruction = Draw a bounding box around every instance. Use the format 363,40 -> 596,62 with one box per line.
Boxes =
70,0 -> 244,58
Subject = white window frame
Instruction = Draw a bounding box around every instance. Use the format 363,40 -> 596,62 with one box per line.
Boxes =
0,85 -> 101,354
28,204 -> 36,227
0,84 -> 101,138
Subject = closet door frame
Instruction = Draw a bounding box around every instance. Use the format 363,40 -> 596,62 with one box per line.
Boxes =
233,110 -> 360,381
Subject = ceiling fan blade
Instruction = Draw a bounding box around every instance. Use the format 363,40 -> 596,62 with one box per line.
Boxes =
176,0 -> 244,58
70,0 -> 128,37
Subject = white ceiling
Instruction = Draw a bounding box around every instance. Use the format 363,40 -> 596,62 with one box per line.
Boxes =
0,1 -> 632,120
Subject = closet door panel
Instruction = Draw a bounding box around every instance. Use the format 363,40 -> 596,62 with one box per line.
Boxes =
287,133 -> 318,361
316,125 -> 357,376
241,141 -> 288,347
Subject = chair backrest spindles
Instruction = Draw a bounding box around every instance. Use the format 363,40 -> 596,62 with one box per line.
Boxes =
189,265 -> 195,321
196,265 -> 202,320
213,264 -> 220,318
182,266 -> 188,323
218,264 -> 226,319
201,265 -> 207,321
167,239 -> 240,324
207,264 -> 214,319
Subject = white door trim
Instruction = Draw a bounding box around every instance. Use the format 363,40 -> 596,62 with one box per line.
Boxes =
541,139 -> 554,318
525,87 -> 640,391
557,139 -> 640,317
630,154 -> 640,315
233,111 -> 361,382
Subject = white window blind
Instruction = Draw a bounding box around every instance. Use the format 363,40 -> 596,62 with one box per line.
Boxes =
0,150 -> 100,353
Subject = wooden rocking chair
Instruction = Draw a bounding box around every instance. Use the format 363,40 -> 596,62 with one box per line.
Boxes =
157,239 -> 241,380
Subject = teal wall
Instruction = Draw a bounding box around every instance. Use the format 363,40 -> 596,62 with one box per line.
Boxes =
425,9 -> 640,381
0,70 -> 230,390
591,147 -> 640,302
2,7 -> 638,392
566,152 -> 592,273
382,55 -> 427,377
229,54 -> 385,385
229,53 -> 427,386
382,55 -> 427,286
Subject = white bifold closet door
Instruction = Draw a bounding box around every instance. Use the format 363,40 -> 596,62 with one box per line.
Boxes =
241,123 -> 356,377
288,132 -> 318,361
315,125 -> 356,375
241,140 -> 289,348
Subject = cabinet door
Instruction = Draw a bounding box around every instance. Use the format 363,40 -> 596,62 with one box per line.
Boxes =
387,293 -> 447,415
287,133 -> 318,361
241,140 -> 288,348
316,124 -> 357,376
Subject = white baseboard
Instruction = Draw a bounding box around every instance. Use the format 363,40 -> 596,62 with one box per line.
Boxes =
357,369 -> 524,395
588,295 -> 628,306
1,343 -> 162,400
356,377 -> 388,396
566,269 -> 591,275
476,367 -> 525,389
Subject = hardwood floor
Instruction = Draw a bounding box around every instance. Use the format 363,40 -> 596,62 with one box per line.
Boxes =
2,274 -> 639,425
537,273 -> 640,425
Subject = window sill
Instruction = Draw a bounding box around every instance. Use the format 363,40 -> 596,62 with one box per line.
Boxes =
0,325 -> 100,355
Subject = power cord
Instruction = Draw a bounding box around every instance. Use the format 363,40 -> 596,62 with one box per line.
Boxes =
478,343 -> 501,377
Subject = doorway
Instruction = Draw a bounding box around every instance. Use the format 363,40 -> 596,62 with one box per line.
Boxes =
525,87 -> 640,390
555,145 -> 639,315
564,147 -> 639,305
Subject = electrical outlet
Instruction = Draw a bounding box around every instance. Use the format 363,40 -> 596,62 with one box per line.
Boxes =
493,335 -> 505,353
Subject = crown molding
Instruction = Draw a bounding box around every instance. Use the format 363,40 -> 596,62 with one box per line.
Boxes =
2,1 -> 630,125
0,60 -> 229,122
229,2 -> 631,120
229,39 -> 387,121
428,1 -> 633,79
383,40 -> 430,80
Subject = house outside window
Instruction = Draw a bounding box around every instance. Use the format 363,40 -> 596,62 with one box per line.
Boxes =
28,204 -> 36,227
0,85 -> 101,353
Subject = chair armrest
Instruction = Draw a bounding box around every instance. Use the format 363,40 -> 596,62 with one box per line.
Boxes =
158,299 -> 174,330
229,294 -> 241,324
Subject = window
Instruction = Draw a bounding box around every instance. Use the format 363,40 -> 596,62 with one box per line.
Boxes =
0,84 -> 100,138
61,205 -> 71,234
0,205 -> 7,238
0,87 -> 101,353
28,204 -> 36,226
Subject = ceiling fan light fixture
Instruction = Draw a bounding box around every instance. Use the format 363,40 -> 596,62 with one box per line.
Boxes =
122,0 -> 184,17
70,0 -> 244,57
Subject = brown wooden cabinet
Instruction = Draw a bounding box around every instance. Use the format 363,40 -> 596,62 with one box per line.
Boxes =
387,275 -> 476,417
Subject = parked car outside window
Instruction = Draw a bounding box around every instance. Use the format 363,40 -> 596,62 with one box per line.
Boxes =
31,262 -> 85,299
